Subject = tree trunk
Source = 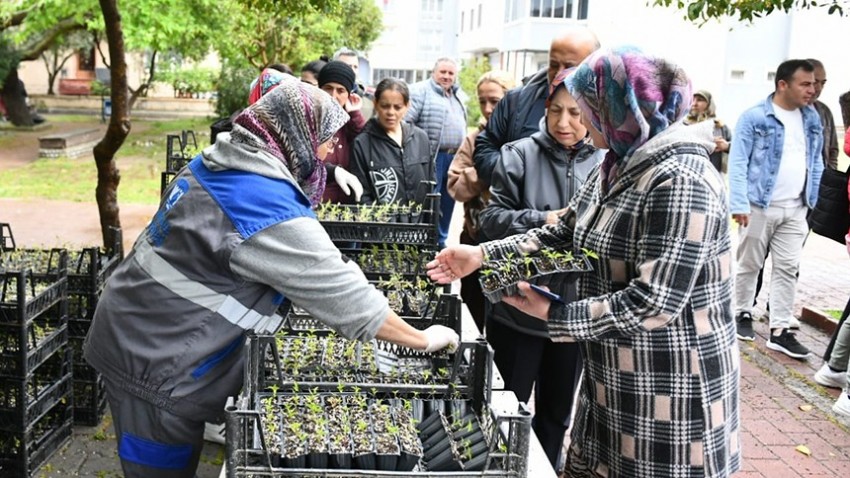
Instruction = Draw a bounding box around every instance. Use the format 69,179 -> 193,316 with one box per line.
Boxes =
93,0 -> 130,250
1,69 -> 34,126
128,50 -> 157,111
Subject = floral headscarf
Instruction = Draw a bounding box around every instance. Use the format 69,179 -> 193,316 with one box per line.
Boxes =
565,47 -> 692,184
232,70 -> 348,205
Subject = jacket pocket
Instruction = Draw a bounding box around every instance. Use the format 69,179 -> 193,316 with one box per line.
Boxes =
191,335 -> 244,380
753,128 -> 770,151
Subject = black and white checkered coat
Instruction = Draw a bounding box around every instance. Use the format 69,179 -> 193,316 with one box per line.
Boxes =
483,122 -> 741,477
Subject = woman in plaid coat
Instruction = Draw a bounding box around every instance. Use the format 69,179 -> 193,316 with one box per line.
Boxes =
428,47 -> 741,477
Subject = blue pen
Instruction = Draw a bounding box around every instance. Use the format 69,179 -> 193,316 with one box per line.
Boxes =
529,283 -> 564,304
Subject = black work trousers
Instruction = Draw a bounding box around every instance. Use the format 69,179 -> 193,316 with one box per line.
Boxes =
485,316 -> 583,470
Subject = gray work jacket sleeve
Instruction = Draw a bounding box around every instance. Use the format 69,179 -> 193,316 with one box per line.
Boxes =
229,217 -> 389,341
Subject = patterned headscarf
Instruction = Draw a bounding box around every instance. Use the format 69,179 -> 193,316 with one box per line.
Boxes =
546,67 -> 592,150
565,47 -> 692,183
232,70 -> 348,205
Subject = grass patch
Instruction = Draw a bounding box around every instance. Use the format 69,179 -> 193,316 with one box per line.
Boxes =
0,116 -> 211,205
825,308 -> 843,321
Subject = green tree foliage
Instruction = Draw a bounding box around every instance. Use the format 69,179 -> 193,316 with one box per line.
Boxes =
653,0 -> 846,23
459,57 -> 491,127
219,0 -> 383,72
0,35 -> 19,81
215,57 -> 256,117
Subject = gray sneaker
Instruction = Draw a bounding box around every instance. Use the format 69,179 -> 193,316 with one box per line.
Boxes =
766,329 -> 810,360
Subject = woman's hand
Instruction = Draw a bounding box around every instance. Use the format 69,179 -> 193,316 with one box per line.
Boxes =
426,245 -> 484,284
546,207 -> 569,225
346,93 -> 362,112
502,281 -> 552,321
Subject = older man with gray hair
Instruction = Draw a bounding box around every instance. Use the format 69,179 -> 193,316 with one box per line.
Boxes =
406,58 -> 469,249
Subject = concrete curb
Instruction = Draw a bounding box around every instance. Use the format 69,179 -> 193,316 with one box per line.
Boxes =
801,306 -> 839,335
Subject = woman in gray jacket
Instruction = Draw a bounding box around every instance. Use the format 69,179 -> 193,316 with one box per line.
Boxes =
478,68 -> 604,469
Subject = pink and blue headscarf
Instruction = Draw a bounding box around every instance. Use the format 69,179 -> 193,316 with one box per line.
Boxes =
565,47 -> 692,182
232,69 -> 348,205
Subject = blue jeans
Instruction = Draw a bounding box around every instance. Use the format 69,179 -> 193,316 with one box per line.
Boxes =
435,151 -> 456,249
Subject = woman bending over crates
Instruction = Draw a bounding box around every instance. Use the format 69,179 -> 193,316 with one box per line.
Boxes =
350,77 -> 434,207
83,73 -> 459,478
427,47 -> 740,478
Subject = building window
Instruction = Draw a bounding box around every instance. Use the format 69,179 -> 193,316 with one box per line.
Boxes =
478,3 -> 482,27
577,0 -> 588,19
509,0 -> 524,21
730,69 -> 746,81
78,47 -> 96,71
767,71 -> 776,82
532,0 -> 589,18
461,11 -> 464,32
553,0 -> 566,18
470,9 -> 474,30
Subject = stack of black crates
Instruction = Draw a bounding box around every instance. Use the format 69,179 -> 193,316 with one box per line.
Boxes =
66,228 -> 123,426
0,223 -> 123,477
0,232 -> 72,476
223,193 -> 535,476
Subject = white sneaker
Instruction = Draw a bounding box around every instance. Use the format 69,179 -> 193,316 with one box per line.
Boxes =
203,422 -> 226,445
789,317 -> 801,329
833,392 -> 850,418
814,364 -> 848,389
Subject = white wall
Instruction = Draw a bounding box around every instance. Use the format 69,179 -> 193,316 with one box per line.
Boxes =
787,9 -> 849,128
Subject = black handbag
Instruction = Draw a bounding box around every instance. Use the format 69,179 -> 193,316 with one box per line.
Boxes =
809,165 -> 850,244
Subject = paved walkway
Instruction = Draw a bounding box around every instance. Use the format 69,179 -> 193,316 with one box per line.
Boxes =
4,196 -> 850,476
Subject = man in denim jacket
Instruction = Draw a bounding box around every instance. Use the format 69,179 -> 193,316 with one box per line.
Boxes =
730,59 -> 824,359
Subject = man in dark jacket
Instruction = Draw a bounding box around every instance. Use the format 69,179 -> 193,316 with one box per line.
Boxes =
473,28 -> 600,186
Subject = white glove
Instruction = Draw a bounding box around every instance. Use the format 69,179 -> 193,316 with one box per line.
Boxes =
334,167 -> 364,201
423,325 -> 460,353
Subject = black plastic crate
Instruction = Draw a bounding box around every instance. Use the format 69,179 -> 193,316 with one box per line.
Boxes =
0,396 -> 73,477
282,293 -> 461,336
224,394 -> 532,477
66,232 -> 123,297
67,294 -> 92,323
0,310 -> 68,377
0,249 -> 68,323
344,245 -> 433,283
166,130 -> 197,173
67,334 -> 106,426
316,193 -> 440,247
161,170 -> 177,197
0,348 -> 73,432
0,223 -> 15,252
72,373 -> 106,427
